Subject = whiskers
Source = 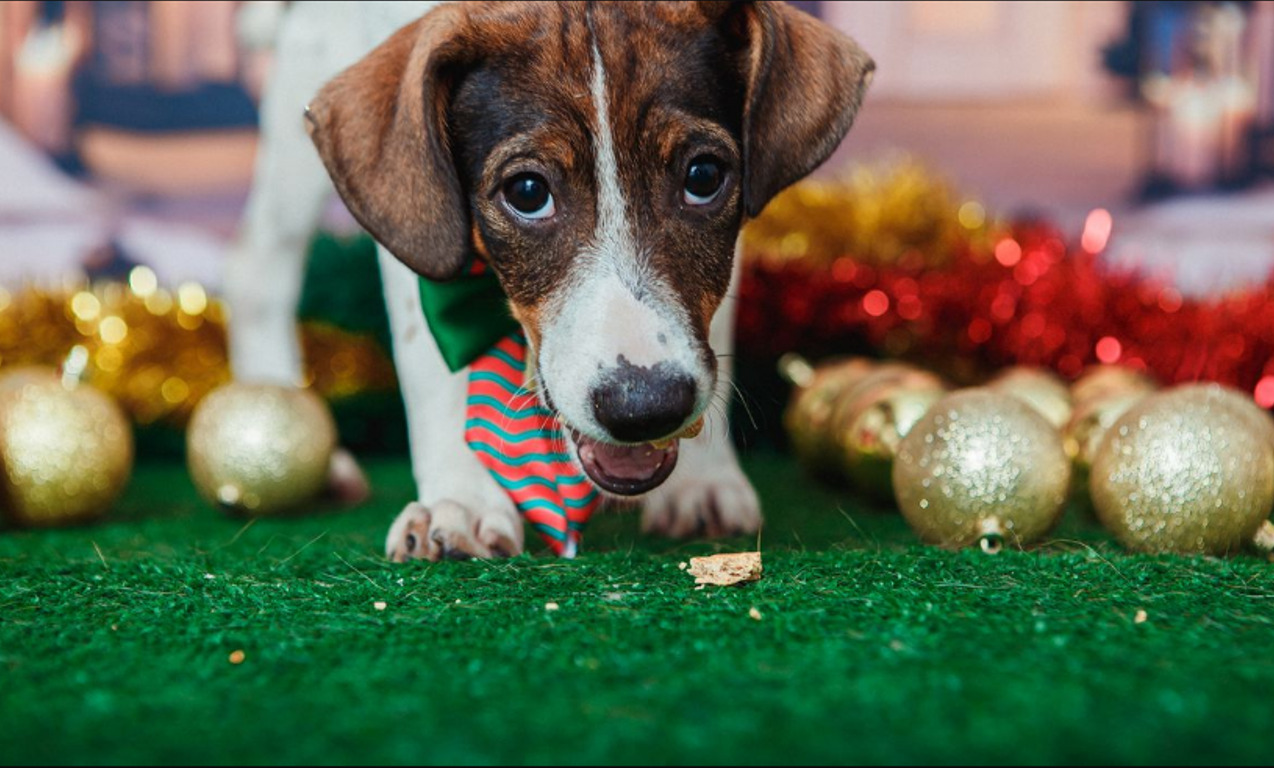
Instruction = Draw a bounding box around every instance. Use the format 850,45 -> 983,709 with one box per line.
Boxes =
489,369 -> 545,454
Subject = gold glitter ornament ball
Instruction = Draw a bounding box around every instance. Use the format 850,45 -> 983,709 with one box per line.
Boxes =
1063,391 -> 1150,476
782,356 -> 877,479
0,366 -> 59,396
0,367 -> 133,527
834,372 -> 947,500
987,366 -> 1073,429
1175,382 -> 1274,448
1070,365 -> 1158,409
1091,385 -> 1274,555
187,383 -> 337,515
893,388 -> 1072,552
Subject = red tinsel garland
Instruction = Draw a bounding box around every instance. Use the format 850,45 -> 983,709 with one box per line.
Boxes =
737,217 -> 1274,406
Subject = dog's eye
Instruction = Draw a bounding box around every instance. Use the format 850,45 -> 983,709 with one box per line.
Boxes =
684,157 -> 724,205
503,173 -> 555,220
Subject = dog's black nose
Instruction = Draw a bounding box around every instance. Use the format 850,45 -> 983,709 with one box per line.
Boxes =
591,360 -> 697,443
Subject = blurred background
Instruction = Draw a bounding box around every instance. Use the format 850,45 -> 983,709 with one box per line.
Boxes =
1,0 -> 1273,449
1,0 -> 1272,291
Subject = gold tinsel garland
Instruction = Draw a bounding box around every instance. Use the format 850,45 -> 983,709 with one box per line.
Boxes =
0,270 -> 398,428
739,158 -> 1007,268
0,158 -> 972,430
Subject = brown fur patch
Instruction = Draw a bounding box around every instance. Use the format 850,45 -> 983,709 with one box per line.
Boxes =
507,300 -> 542,354
309,1 -> 873,369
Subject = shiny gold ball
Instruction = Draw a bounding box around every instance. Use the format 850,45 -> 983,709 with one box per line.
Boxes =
1175,382 -> 1274,448
0,366 -> 58,395
834,373 -> 947,500
0,367 -> 133,527
1090,385 -> 1274,555
187,383 -> 337,515
1063,391 -> 1150,473
1063,390 -> 1150,516
1070,365 -> 1159,408
987,366 -> 1073,429
893,388 -> 1071,551
784,357 -> 877,478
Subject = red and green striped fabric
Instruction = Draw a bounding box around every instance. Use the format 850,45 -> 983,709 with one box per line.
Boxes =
419,259 -> 601,555
465,333 -> 602,556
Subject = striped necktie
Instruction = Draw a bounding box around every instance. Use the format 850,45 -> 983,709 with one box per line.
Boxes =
465,333 -> 602,556
418,261 -> 602,556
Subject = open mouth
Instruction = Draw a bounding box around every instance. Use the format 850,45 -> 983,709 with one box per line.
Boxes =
540,372 -> 701,497
571,431 -> 680,496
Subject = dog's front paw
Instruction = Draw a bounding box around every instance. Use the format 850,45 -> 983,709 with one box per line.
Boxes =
642,461 -> 762,539
385,500 -> 523,562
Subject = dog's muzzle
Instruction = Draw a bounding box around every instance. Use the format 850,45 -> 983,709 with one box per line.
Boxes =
571,430 -> 682,496
567,361 -> 704,495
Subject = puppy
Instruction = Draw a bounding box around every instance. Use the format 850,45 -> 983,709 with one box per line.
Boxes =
226,1 -> 873,561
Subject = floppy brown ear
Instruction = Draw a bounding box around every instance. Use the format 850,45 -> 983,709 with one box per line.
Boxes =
305,7 -> 472,280
704,1 -> 875,218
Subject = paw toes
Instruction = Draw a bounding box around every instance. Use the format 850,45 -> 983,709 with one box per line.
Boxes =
433,532 -> 477,561
667,498 -> 707,539
385,503 -> 432,562
701,496 -> 728,539
641,505 -> 671,536
643,474 -> 763,541
387,500 -> 522,562
423,501 -> 482,559
716,484 -> 762,537
477,516 -> 523,559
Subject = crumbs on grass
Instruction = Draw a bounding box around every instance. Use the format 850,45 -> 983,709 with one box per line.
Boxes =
686,551 -> 762,587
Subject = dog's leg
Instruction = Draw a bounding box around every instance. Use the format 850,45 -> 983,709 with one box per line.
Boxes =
642,248 -> 762,539
226,7 -> 339,388
377,250 -> 523,562
225,7 -> 369,502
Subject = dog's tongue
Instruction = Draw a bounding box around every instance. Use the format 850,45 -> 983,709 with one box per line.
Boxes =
576,435 -> 679,496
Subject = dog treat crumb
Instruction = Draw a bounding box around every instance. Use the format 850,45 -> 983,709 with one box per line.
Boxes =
677,416 -> 705,440
1134,609 -> 1148,624
545,601 -> 560,611
687,551 -> 762,586
749,606 -> 763,621
374,601 -> 387,611
653,417 -> 707,450
228,650 -> 246,665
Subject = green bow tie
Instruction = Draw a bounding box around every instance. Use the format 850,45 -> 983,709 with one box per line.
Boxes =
417,269 -> 520,373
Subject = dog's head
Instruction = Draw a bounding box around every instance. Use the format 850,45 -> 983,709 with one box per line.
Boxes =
307,1 -> 873,496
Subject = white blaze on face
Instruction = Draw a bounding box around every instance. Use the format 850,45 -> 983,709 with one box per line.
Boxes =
535,40 -> 712,443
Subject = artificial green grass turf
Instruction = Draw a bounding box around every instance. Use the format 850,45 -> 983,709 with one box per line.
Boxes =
1,453 -> 1272,765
